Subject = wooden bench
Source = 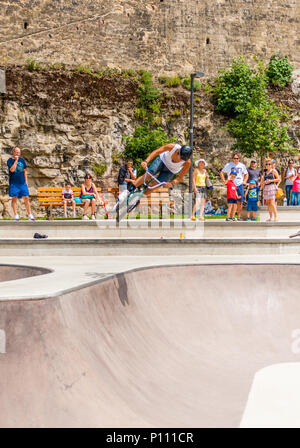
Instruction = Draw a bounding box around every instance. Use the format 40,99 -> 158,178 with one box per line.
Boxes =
139,188 -> 174,217
37,187 -> 103,219
106,187 -> 174,218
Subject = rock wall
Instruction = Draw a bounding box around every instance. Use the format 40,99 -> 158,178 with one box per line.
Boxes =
0,0 -> 299,76
0,66 -> 299,218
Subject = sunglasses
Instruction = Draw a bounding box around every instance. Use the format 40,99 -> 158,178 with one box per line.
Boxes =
266,163 -> 272,166
233,157 -> 239,160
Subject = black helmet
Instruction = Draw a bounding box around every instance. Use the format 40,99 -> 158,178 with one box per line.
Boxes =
179,145 -> 192,161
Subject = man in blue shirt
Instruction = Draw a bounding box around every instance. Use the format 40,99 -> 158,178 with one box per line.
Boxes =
7,147 -> 35,221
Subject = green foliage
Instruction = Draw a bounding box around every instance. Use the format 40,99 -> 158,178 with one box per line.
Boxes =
168,109 -> 181,121
75,65 -> 93,75
121,69 -> 136,78
207,168 -> 217,183
203,82 -> 214,94
92,163 -> 107,177
214,56 -> 295,157
266,55 -> 293,88
228,99 -> 294,157
135,70 -> 162,125
50,62 -> 66,70
111,152 -> 121,165
159,75 -> 182,87
26,58 -> 42,71
123,126 -> 176,174
182,77 -> 201,91
214,57 -> 267,116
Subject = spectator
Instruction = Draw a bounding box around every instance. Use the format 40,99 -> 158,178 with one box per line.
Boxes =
245,180 -> 259,221
220,152 -> 248,221
291,168 -> 300,206
225,169 -> 241,221
283,160 -> 296,205
262,159 -> 280,221
7,147 -> 35,222
191,159 -> 209,221
117,159 -> 137,192
62,184 -> 76,218
272,159 -> 281,182
81,174 -> 102,220
247,159 -> 262,186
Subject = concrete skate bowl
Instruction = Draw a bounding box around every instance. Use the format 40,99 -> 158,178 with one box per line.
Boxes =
0,264 -> 51,283
0,264 -> 299,428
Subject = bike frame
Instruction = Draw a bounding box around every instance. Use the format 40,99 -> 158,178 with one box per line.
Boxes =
143,169 -> 167,191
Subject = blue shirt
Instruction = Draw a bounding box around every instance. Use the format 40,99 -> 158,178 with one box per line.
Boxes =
247,187 -> 259,202
7,157 -> 27,185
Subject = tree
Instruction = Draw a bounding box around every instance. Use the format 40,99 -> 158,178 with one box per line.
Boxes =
213,56 -> 295,157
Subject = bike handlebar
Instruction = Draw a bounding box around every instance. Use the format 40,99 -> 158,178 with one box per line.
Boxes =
144,169 -> 168,190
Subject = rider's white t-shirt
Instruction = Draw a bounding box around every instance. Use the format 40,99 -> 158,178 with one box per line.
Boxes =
160,144 -> 185,174
222,161 -> 247,187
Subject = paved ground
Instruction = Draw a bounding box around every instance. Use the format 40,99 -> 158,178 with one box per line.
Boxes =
1,254 -> 300,300
1,262 -> 300,427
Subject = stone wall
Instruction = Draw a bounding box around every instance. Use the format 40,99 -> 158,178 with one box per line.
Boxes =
0,66 -> 299,218
0,0 -> 299,76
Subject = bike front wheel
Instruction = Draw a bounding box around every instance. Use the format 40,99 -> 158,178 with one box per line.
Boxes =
116,190 -> 143,222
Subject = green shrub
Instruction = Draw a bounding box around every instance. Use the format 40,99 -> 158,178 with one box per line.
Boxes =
26,58 -> 42,71
214,57 -> 267,116
75,65 -> 92,75
50,62 -> 66,70
227,99 -> 294,157
122,69 -> 135,78
266,55 -> 293,88
182,77 -> 201,91
168,109 -> 181,121
136,70 -> 162,125
111,152 -> 121,165
159,75 -> 181,87
92,163 -> 107,177
103,68 -> 121,77
134,107 -> 148,121
123,126 -> 176,174
214,56 -> 295,157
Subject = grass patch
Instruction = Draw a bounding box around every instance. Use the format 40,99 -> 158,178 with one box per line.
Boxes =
26,58 -> 42,71
92,163 -> 107,177
159,75 -> 182,87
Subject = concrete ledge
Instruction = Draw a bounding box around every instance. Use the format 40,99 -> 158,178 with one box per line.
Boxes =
0,237 -> 300,256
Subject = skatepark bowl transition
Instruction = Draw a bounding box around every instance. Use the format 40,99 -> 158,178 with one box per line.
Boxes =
1,263 -> 300,428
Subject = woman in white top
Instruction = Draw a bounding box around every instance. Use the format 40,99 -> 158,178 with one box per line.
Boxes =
283,160 -> 296,206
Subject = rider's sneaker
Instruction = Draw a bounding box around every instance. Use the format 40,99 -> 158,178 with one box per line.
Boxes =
191,216 -> 196,221
14,214 -> 20,222
82,215 -> 89,220
28,214 -> 35,221
91,214 -> 96,220
226,217 -> 231,222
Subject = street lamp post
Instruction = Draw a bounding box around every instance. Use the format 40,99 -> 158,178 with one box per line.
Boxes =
188,71 -> 204,218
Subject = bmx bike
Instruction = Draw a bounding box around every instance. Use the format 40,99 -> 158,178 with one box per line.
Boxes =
113,169 -> 168,222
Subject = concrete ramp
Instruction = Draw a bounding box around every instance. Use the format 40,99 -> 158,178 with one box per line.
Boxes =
0,264 -> 299,427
